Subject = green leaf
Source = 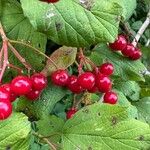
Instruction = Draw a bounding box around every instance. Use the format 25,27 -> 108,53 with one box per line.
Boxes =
133,97 -> 150,124
141,88 -> 150,97
0,113 -> 31,149
114,81 -> 141,101
37,115 -> 64,136
144,0 -> 150,5
131,21 -> 143,30
114,0 -> 136,20
16,82 -> 68,119
42,46 -> 77,76
142,46 -> 150,69
0,0 -> 2,17
1,0 -> 47,70
30,143 -> 49,150
36,115 -> 64,143
62,104 -> 150,150
10,135 -> 31,150
21,0 -> 124,47
114,90 -> 130,106
113,89 -> 138,118
91,44 -> 146,81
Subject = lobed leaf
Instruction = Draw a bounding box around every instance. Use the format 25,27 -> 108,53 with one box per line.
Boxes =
62,104 -> 150,150
21,0 -> 123,47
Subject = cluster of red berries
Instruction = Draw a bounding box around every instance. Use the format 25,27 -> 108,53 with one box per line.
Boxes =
0,73 -> 47,120
109,35 -> 142,60
51,63 -> 118,106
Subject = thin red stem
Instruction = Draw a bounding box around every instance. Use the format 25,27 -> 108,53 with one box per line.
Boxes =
0,21 -> 34,74
8,42 -> 33,71
7,63 -> 23,75
9,39 -> 58,69
85,57 -> 97,69
0,41 -> 8,83
0,46 -> 4,69
78,48 -> 97,73
78,59 -> 84,75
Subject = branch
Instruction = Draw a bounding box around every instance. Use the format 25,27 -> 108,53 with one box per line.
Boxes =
132,10 -> 150,47
145,39 -> 150,47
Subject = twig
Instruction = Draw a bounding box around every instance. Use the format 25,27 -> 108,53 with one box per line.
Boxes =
32,132 -> 57,150
140,70 -> 150,75
9,40 -> 58,69
132,10 -> 150,47
145,39 -> 150,47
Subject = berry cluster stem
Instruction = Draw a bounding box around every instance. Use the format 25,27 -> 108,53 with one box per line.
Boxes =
0,21 -> 58,82
132,9 -> 150,47
0,21 -> 33,82
78,48 -> 84,74
77,48 -> 96,74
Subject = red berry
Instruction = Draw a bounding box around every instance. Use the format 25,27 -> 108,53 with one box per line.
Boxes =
0,87 -> 10,101
51,70 -> 69,86
121,44 -> 135,57
25,89 -> 41,101
99,63 -> 114,76
109,35 -> 127,51
66,108 -> 77,119
0,99 -> 12,120
96,74 -> 112,93
130,48 -> 142,60
31,73 -> 47,90
67,75 -> 83,94
11,76 -> 32,95
40,0 -> 59,3
88,86 -> 98,93
103,91 -> 118,104
1,84 -> 18,102
78,72 -> 95,90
